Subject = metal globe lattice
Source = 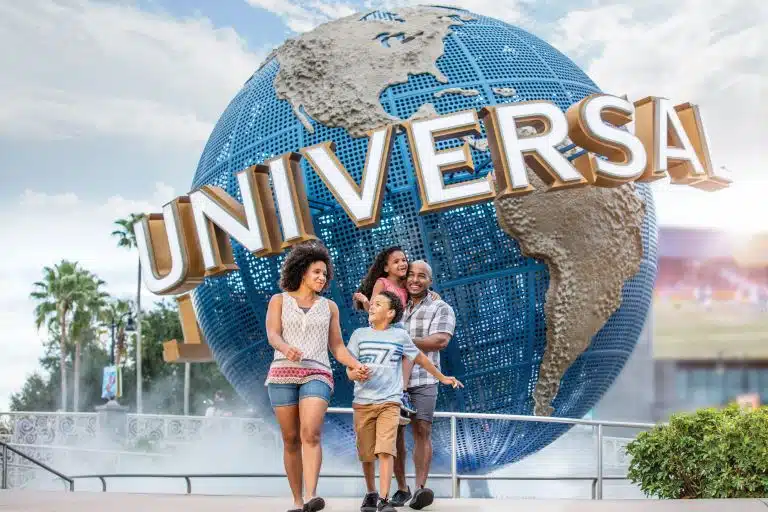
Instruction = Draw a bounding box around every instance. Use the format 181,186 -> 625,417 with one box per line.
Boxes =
189,9 -> 658,473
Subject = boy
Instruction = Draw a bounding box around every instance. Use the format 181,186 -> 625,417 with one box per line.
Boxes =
347,290 -> 463,512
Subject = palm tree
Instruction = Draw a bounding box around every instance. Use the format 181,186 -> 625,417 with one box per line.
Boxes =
112,214 -> 145,412
69,270 -> 108,411
30,260 -> 87,411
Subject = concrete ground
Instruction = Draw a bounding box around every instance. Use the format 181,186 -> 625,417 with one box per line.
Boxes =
1,492 -> 767,511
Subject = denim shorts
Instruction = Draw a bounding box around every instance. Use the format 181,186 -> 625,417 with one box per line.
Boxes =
267,380 -> 332,407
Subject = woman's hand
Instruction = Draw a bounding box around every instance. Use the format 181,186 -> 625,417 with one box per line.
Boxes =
440,375 -> 464,389
349,364 -> 371,382
353,292 -> 370,311
428,290 -> 441,301
281,344 -> 303,362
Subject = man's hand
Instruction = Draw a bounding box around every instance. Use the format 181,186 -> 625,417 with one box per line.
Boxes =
282,345 -> 303,362
440,376 -> 464,389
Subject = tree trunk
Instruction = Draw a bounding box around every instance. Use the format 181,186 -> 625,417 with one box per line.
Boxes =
73,340 -> 81,412
136,258 -> 143,413
59,312 -> 68,412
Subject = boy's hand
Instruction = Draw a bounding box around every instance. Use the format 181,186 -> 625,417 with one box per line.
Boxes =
440,376 -> 464,389
349,365 -> 370,381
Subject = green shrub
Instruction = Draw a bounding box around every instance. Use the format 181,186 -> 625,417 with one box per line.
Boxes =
626,405 -> 768,499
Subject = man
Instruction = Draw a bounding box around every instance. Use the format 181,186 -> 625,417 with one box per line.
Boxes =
391,260 -> 456,510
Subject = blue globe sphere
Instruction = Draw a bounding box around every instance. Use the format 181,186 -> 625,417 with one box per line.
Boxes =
190,8 -> 657,473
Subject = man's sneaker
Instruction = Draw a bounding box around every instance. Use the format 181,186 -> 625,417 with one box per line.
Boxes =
390,487 -> 412,507
400,392 -> 417,415
361,491 -> 379,512
408,487 -> 434,510
377,497 -> 397,512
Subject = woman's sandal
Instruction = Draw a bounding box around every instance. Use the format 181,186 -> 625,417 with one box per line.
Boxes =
303,497 -> 326,512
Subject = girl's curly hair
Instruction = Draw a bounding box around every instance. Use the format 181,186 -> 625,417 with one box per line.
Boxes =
279,240 -> 333,292
355,246 -> 405,309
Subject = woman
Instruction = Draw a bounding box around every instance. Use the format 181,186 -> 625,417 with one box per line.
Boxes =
265,240 -> 368,512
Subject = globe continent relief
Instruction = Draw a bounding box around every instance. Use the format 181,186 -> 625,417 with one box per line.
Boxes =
189,7 -> 658,472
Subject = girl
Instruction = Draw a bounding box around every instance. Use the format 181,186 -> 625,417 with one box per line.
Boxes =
352,246 -> 418,421
266,240 -> 369,512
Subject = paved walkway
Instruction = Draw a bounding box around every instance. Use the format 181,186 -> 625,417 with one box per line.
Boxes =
1,492 -> 767,511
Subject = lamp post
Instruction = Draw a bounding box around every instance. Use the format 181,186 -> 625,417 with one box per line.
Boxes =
103,311 -> 136,404
96,310 -> 135,441
109,313 -> 136,366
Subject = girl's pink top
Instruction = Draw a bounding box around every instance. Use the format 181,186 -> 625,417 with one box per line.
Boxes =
376,277 -> 408,309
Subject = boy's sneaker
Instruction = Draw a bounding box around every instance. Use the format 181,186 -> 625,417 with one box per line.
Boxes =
377,497 -> 397,512
400,392 -> 417,415
390,487 -> 412,507
398,409 -> 411,426
361,491 -> 379,512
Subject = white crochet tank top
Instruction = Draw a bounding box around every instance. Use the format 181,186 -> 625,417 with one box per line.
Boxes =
272,293 -> 332,369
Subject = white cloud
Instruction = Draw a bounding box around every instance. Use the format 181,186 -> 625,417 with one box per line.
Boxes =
20,190 -> 80,207
651,179 -> 768,234
362,0 -> 527,24
245,0 -> 357,32
0,0 -> 263,144
0,184 -> 175,411
549,0 -> 767,187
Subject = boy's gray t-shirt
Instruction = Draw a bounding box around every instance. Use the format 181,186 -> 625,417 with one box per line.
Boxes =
347,326 -> 420,405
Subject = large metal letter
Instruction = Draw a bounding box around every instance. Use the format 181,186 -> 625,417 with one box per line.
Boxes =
266,153 -> 317,248
481,101 -> 588,196
674,103 -> 731,191
404,110 -> 495,214
302,125 -> 396,228
567,94 -> 646,187
134,197 -> 205,295
189,166 -> 281,276
634,96 -> 707,184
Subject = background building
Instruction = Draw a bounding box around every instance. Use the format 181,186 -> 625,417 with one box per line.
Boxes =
652,227 -> 768,420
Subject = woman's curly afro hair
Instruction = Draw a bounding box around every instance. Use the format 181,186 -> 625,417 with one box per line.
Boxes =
279,240 -> 334,292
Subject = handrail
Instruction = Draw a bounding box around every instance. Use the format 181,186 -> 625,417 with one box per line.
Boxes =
67,472 -> 631,499
324,406 -> 652,499
0,440 -> 74,491
327,406 -> 657,428
3,408 -> 654,499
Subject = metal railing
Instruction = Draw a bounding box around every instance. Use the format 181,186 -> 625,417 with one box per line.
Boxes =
0,440 -> 74,491
66,407 -> 655,500
68,471 -> 630,499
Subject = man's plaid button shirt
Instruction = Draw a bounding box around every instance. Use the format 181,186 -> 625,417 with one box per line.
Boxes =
403,293 -> 456,388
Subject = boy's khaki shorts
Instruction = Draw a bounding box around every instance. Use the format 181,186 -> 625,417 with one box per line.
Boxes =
353,402 -> 400,462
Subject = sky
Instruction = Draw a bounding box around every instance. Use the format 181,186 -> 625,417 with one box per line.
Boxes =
0,0 -> 765,411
